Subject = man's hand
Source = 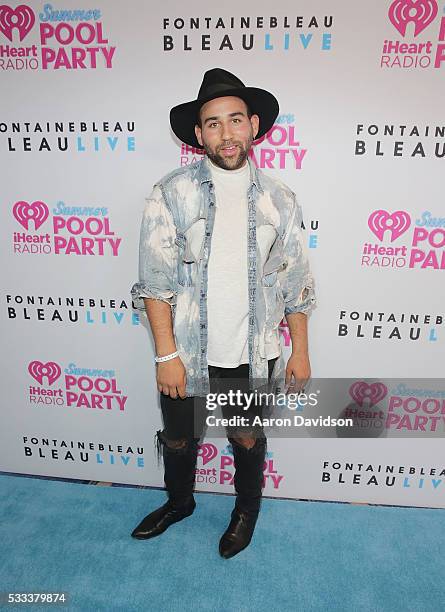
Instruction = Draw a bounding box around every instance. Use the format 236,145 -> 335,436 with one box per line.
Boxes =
156,356 -> 187,399
285,352 -> 311,394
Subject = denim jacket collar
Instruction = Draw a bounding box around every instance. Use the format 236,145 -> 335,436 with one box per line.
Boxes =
196,155 -> 264,194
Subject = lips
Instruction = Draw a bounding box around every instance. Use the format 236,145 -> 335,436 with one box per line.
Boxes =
220,145 -> 238,156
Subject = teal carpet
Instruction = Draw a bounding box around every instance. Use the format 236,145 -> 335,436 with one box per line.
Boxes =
0,473 -> 444,612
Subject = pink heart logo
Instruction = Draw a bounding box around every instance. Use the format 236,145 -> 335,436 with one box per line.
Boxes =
368,210 -> 411,242
0,5 -> 35,42
28,361 -> 61,386
349,382 -> 388,407
389,0 -> 438,37
13,200 -> 49,231
198,443 -> 218,465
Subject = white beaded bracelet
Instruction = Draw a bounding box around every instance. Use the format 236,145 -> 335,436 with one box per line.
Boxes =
155,351 -> 179,363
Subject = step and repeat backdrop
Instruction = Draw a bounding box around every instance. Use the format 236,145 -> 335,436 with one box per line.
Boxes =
1,0 -> 444,507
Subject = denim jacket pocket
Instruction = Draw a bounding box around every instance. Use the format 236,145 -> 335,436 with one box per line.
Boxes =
175,232 -> 196,287
175,219 -> 205,287
263,270 -> 278,287
262,234 -> 287,287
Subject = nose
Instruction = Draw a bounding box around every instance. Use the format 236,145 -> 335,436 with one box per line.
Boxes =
221,120 -> 234,142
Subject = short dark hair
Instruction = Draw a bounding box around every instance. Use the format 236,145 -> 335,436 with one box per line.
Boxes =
196,99 -> 252,128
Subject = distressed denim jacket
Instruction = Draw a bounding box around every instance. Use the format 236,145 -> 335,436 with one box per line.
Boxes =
131,156 -> 316,397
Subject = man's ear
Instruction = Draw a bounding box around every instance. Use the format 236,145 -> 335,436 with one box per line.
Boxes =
250,114 -> 260,139
195,125 -> 203,147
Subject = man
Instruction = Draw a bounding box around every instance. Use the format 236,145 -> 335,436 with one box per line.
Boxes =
130,68 -> 316,558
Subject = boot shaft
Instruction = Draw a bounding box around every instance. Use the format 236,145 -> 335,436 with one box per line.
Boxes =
155,430 -> 199,505
229,436 -> 267,515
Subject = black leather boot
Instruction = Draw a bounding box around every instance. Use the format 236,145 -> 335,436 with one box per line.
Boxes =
219,436 -> 267,558
131,431 -> 198,540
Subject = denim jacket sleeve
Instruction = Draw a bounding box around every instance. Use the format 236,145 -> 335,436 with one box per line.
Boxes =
278,192 -> 316,316
131,185 -> 178,311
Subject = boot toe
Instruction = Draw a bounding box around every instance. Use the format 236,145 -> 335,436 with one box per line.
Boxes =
131,519 -> 164,540
131,505 -> 168,539
131,526 -> 159,540
131,499 -> 195,540
218,510 -> 257,558
219,534 -> 249,559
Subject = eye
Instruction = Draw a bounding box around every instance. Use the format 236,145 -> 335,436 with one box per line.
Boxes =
232,118 -> 241,123
209,122 -> 218,128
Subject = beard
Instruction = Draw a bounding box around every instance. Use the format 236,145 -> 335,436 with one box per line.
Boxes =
203,134 -> 253,171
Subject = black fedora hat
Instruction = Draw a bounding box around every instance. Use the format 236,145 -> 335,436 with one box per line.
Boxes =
170,68 -> 279,149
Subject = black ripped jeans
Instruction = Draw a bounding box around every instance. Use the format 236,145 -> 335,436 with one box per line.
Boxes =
158,358 -> 277,445
155,358 -> 277,514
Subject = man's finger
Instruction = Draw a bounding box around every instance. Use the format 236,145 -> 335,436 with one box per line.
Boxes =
295,380 -> 305,393
285,369 -> 292,386
178,384 -> 187,399
169,387 -> 178,399
286,372 -> 302,394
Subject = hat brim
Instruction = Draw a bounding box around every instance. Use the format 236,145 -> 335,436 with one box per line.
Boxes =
170,87 -> 279,149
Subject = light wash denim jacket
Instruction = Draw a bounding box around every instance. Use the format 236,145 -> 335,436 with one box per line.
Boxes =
131,156 -> 316,397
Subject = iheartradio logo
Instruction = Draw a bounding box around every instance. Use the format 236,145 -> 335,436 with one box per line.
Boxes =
13,200 -> 49,231
12,197 -> 122,257
28,360 -> 61,385
27,360 -> 128,411
198,443 -> 218,465
388,0 -> 438,37
368,210 -> 411,242
0,4 -> 117,72
349,382 -> 388,407
0,5 -> 35,42
362,208 -> 445,271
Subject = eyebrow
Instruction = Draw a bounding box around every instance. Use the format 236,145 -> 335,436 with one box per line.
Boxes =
203,111 -> 245,125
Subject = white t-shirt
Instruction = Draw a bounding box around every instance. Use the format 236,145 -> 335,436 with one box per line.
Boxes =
206,157 -> 279,367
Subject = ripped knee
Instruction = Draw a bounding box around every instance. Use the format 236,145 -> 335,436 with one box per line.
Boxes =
165,438 -> 187,449
232,435 -> 256,450
230,431 -> 267,453
154,429 -> 187,466
156,429 -> 188,449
